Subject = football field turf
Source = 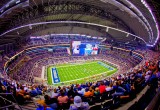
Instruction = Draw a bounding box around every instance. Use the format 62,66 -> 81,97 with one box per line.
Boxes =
47,61 -> 117,85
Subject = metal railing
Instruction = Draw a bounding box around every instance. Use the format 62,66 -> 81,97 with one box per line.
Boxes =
0,93 -> 22,110
145,87 -> 160,110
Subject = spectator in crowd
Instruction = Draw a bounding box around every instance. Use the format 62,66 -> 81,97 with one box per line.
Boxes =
84,87 -> 94,97
67,86 -> 76,99
106,83 -> 113,92
0,81 -> 6,93
112,81 -> 126,99
36,104 -> 45,110
94,87 -> 100,96
57,90 -> 69,105
44,95 -> 58,110
99,82 -> 106,94
16,86 -> 31,104
51,88 -> 59,98
156,70 -> 160,80
77,87 -> 85,96
69,96 -> 89,110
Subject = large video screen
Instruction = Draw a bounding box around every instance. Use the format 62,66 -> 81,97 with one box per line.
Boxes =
72,41 -> 99,56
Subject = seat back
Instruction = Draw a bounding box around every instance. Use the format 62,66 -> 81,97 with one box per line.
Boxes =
90,105 -> 102,110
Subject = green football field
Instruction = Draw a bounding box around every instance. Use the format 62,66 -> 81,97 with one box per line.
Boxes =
47,61 -> 117,85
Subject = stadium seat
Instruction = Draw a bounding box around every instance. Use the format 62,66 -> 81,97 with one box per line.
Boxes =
90,104 -> 102,110
102,99 -> 113,110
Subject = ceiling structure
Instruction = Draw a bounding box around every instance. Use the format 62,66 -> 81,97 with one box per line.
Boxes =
0,0 -> 159,47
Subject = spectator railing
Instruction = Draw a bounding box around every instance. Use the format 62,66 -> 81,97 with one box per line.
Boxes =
145,87 -> 160,110
117,85 -> 150,110
0,93 -> 22,110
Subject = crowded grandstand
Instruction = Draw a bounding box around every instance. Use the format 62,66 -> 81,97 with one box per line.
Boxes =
0,0 -> 160,110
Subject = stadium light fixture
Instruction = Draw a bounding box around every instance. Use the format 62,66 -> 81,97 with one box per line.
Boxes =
100,0 -> 159,47
0,0 -> 15,11
126,33 -> 129,37
81,35 -> 86,37
140,0 -> 159,47
123,0 -> 159,47
17,31 -> 19,35
124,0 -> 155,42
29,25 -> 32,29
0,21 -> 148,46
0,0 -> 29,18
100,0 -> 152,42
16,0 -> 21,4
87,35 -> 91,38
106,27 -> 109,32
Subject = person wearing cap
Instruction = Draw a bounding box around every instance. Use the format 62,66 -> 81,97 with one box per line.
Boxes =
145,70 -> 152,83
69,96 -> 89,110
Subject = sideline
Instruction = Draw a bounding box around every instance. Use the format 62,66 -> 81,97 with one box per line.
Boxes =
55,62 -> 97,68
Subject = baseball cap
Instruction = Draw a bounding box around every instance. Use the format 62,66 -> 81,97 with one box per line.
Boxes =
74,96 -> 82,107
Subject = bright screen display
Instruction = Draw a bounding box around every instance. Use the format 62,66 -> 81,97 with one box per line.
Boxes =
72,41 -> 99,56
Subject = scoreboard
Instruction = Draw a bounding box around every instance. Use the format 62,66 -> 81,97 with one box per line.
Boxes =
71,41 -> 99,56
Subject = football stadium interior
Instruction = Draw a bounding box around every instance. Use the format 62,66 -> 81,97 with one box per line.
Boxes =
0,0 -> 160,110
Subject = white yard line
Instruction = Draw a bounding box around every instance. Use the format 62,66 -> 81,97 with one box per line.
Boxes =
50,68 -> 54,84
41,66 -> 45,79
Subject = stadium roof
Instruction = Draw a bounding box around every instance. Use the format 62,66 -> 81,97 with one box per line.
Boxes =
0,0 -> 159,47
